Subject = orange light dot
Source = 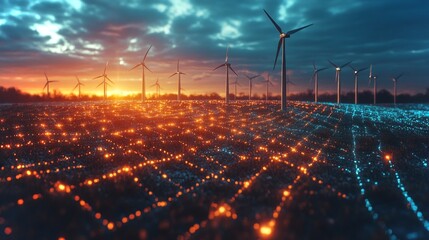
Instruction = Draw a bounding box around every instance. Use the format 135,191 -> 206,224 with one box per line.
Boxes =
385,155 -> 391,161
58,237 -> 66,240
32,194 -> 40,200
95,213 -> 101,219
218,206 -> 226,214
17,199 -> 24,205
283,190 -> 290,197
107,222 -> 114,230
58,184 -> 66,191
26,170 -> 32,176
260,225 -> 272,236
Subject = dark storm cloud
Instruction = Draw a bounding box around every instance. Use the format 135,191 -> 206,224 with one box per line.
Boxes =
0,0 -> 428,92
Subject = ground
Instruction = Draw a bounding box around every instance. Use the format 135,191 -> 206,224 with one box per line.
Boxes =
0,101 -> 428,239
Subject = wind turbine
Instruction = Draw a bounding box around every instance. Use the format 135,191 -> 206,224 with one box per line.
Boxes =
93,61 -> 113,100
72,75 -> 84,98
263,73 -> 274,101
311,63 -> 328,103
231,76 -> 241,100
131,45 -> 152,102
392,73 -> 403,105
263,9 -> 313,111
43,72 -> 58,98
369,64 -> 378,104
151,78 -> 161,98
349,65 -> 368,104
328,60 -> 352,104
286,75 -> 296,97
245,74 -> 260,100
169,59 -> 186,101
213,46 -> 238,105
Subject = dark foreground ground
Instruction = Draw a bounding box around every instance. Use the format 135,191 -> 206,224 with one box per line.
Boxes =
0,101 -> 428,240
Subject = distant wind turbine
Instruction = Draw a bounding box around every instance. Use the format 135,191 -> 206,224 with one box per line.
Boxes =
392,73 -> 403,105
72,75 -> 85,99
311,63 -> 328,103
245,74 -> 260,100
263,9 -> 313,111
213,46 -> 238,105
349,65 -> 368,104
369,64 -> 378,104
151,78 -> 161,98
169,59 -> 186,101
131,45 -> 152,102
93,61 -> 113,100
286,75 -> 295,96
231,76 -> 240,100
43,72 -> 58,98
264,73 -> 274,101
329,60 -> 352,104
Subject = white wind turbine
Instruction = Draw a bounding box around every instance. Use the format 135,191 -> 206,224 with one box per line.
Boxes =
231,76 -> 241,100
369,64 -> 378,104
131,45 -> 152,102
169,59 -> 186,101
311,63 -> 328,103
263,9 -> 313,111
213,46 -> 238,105
93,61 -> 113,100
72,75 -> 85,99
263,73 -> 274,101
245,74 -> 260,100
349,65 -> 368,104
392,73 -> 403,105
151,78 -> 161,98
43,72 -> 58,99
328,60 -> 352,104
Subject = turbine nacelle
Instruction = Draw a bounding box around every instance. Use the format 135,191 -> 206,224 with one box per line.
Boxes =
336,67 -> 341,71
280,33 -> 288,38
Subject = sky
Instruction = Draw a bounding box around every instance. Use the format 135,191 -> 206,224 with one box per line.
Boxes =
0,0 -> 428,97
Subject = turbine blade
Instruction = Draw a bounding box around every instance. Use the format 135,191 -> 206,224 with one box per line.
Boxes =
179,72 -> 186,75
286,24 -> 313,35
225,46 -> 229,62
341,61 -> 352,68
273,39 -> 282,70
213,63 -> 226,71
130,63 -> 141,70
328,60 -> 338,68
358,67 -> 369,72
317,67 -> 329,72
177,59 -> 180,72
169,73 -> 177,78
396,73 -> 403,79
263,9 -> 282,34
144,64 -> 152,73
44,72 -> 48,81
72,84 -> 79,91
104,61 -> 108,75
106,76 -> 114,84
349,64 -> 357,71
43,83 -> 48,89
250,75 -> 260,80
143,45 -> 152,62
229,65 -> 238,76
96,82 -> 104,88
313,62 -> 316,71
93,75 -> 103,80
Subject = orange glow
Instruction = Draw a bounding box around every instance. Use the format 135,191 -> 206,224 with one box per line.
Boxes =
283,190 -> 290,197
107,222 -> 114,230
385,154 -> 391,161
260,225 -> 272,236
17,199 -> 24,205
95,213 -> 101,219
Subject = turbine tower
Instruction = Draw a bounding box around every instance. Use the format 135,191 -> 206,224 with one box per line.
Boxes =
311,63 -> 328,103
72,75 -> 85,98
231,77 -> 240,100
43,72 -> 58,98
264,73 -> 274,101
369,64 -> 378,104
328,60 -> 352,104
151,78 -> 161,98
245,74 -> 260,100
169,59 -> 186,101
94,61 -> 113,100
213,47 -> 238,105
392,73 -> 403,105
131,45 -> 152,102
263,9 -> 313,111
349,65 -> 368,104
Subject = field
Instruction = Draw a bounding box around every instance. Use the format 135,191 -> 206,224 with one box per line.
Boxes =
0,101 -> 428,239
